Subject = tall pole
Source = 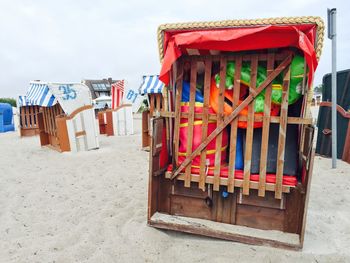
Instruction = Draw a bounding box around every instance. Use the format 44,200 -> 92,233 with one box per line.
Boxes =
328,8 -> 337,168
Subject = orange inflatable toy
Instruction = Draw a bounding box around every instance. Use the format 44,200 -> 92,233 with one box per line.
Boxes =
209,78 -> 280,128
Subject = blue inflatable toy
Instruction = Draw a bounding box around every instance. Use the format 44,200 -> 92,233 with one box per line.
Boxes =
0,103 -> 15,133
235,128 -> 244,170
181,81 -> 204,103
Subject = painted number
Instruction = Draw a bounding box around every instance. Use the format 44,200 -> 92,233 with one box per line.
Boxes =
126,90 -> 138,103
59,85 -> 77,100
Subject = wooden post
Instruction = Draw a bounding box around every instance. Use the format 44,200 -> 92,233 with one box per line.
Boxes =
199,58 -> 212,191
184,60 -> 197,187
258,53 -> 275,197
228,56 -> 242,193
56,116 -> 71,152
214,57 -> 227,191
106,110 -> 114,136
173,60 -> 184,167
275,64 -> 291,199
243,55 -> 258,196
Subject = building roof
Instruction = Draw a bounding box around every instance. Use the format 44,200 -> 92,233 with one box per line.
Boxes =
82,78 -> 117,99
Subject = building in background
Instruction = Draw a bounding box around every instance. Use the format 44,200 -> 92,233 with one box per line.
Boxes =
82,78 -> 117,99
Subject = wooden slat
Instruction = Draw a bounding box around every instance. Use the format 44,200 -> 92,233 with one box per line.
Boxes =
213,57 -> 227,191
175,53 -> 290,64
156,94 -> 161,112
44,107 -> 50,133
299,62 -> 309,159
165,172 -> 292,193
149,94 -> 155,117
53,106 -> 57,136
51,106 -> 56,136
258,53 -> 275,197
46,107 -> 51,134
160,111 -> 313,125
33,106 -> 38,128
28,106 -> 33,128
50,107 -> 55,135
20,107 -> 24,128
52,104 -> 57,137
42,108 -> 46,131
243,55 -> 258,196
275,64 -> 291,199
199,58 -> 212,191
184,60 -> 197,187
173,60 -> 184,167
25,106 -> 30,129
228,56 -> 242,193
171,54 -> 292,180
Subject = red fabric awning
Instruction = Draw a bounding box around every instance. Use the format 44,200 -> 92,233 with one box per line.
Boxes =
159,24 -> 318,86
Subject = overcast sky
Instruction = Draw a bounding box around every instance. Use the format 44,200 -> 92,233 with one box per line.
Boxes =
0,0 -> 348,98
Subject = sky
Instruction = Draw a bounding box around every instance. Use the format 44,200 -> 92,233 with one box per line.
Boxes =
0,0 -> 349,98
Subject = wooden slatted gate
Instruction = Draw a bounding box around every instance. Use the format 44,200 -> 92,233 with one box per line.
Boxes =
165,52 -> 312,199
19,106 -> 40,136
37,104 -> 65,150
142,93 -> 167,150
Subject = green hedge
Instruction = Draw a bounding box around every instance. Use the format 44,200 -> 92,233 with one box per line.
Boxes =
0,98 -> 17,107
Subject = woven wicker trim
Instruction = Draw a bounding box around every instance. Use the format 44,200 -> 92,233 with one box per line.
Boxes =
157,16 -> 324,62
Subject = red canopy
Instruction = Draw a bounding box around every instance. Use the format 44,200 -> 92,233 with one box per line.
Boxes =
159,24 -> 318,86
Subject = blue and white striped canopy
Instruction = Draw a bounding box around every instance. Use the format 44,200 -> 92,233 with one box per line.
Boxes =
18,83 -> 58,107
18,95 -> 28,107
139,75 -> 164,95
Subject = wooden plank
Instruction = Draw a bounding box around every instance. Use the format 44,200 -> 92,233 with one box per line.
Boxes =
171,54 -> 292,180
56,117 -> 70,152
238,189 -> 285,210
173,60 -> 184,167
33,106 -> 38,128
184,60 -> 197,187
258,53 -> 275,197
161,111 -> 313,125
199,58 -> 212,190
106,110 -> 114,136
214,57 -> 227,191
228,56 -> 242,193
25,106 -> 30,129
216,191 -> 224,222
28,106 -> 33,128
42,108 -> 46,132
230,193 -> 237,224
47,107 -> 52,135
300,148 -> 315,246
170,195 -> 212,220
236,205 -> 284,231
243,55 -> 258,195
44,108 -> 49,133
165,172 -> 292,193
156,94 -> 161,112
275,64 -> 291,199
20,107 -> 25,128
172,53 -> 290,64
149,94 -> 155,117
149,212 -> 301,250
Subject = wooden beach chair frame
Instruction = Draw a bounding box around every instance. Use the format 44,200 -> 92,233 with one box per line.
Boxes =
147,16 -> 324,250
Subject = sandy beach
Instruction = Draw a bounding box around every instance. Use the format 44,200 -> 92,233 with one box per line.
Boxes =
0,115 -> 350,263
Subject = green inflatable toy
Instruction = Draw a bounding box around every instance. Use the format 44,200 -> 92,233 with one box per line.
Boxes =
215,55 -> 305,112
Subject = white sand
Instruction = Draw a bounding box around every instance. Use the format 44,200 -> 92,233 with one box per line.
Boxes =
1,114 -> 350,262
